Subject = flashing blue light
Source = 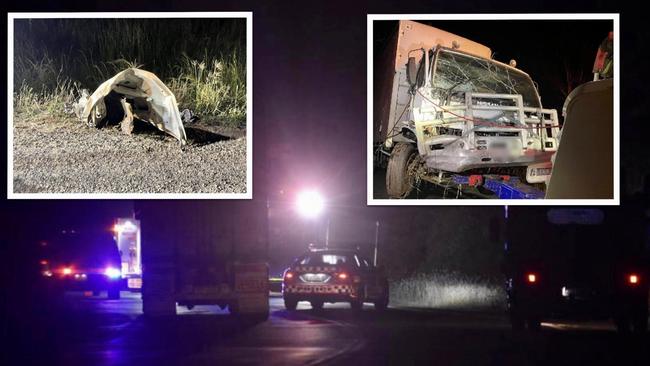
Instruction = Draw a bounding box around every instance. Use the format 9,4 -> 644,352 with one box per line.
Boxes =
104,267 -> 121,279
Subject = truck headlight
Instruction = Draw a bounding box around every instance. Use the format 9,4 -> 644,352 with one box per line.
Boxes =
104,267 -> 121,279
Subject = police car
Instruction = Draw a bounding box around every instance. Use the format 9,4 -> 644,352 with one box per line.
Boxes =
40,229 -> 123,299
282,248 -> 389,311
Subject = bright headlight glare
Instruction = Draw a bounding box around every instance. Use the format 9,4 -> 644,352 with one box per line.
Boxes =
104,267 -> 121,279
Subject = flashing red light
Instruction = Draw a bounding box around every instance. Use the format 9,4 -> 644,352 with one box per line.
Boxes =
628,274 -> 639,285
62,267 -> 73,275
526,273 -> 537,284
284,272 -> 294,280
338,273 -> 349,280
40,260 -> 48,265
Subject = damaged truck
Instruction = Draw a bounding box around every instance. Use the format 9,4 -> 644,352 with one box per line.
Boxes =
374,21 -> 560,199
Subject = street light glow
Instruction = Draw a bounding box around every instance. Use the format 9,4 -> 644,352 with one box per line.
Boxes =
296,190 -> 324,218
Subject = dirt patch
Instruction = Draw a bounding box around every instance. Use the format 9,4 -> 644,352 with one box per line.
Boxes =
12,117 -> 247,194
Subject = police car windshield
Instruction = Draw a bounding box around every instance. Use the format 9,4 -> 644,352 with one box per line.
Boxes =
299,253 -> 350,266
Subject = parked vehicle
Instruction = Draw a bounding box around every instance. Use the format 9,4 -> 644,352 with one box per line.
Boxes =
136,201 -> 270,319
282,248 -> 389,311
40,229 -> 123,299
498,207 -> 648,332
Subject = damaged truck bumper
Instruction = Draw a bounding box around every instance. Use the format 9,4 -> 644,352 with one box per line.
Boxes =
422,147 -> 555,173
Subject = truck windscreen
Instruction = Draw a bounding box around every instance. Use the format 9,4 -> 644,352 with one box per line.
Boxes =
432,49 -> 541,108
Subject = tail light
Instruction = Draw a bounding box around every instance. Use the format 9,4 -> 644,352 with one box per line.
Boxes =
526,272 -> 537,284
337,272 -> 349,281
628,273 -> 640,285
284,271 -> 295,282
62,267 -> 73,275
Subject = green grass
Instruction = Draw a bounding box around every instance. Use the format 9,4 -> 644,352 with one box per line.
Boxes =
13,18 -> 246,127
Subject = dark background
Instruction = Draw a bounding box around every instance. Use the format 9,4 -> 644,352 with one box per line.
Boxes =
2,0 -> 648,300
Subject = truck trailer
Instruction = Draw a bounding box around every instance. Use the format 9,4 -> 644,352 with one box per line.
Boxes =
374,20 -> 560,198
497,206 -> 648,332
114,217 -> 142,291
136,201 -> 270,319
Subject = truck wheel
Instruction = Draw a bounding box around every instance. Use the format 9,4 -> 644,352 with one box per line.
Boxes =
310,301 -> 324,311
386,143 -> 417,198
615,316 -> 631,333
632,311 -> 648,333
510,313 -> 525,331
108,288 -> 120,300
284,297 -> 298,311
526,317 -> 541,332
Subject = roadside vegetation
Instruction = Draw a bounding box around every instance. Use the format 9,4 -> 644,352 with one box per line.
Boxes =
13,18 -> 246,127
390,271 -> 504,310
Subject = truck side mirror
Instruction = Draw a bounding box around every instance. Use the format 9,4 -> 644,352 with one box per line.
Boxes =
407,57 -> 418,86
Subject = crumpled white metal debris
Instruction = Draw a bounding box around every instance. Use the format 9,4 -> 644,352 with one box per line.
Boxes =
78,68 -> 187,144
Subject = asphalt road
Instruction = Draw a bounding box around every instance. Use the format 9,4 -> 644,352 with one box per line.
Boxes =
10,291 -> 650,366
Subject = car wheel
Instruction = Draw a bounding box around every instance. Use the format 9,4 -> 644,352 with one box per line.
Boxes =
310,301 -> 324,311
374,296 -> 389,311
386,143 -> 418,198
284,297 -> 298,311
107,288 -> 120,300
350,300 -> 363,311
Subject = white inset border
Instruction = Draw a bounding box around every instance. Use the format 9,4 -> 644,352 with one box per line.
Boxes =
7,12 -> 253,200
367,13 -> 620,206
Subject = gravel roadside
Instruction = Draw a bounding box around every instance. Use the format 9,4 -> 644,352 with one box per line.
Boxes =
12,117 -> 247,194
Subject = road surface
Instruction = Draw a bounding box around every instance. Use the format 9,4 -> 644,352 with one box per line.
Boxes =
9,291 -> 650,365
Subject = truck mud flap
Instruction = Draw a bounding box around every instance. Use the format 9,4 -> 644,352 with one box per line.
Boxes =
142,264 -> 176,316
233,262 -> 269,315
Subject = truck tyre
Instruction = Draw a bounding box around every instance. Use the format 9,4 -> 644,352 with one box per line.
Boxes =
615,315 -> 631,333
510,313 -> 525,331
526,316 -> 541,332
386,143 -> 417,198
310,300 -> 324,311
632,311 -> 648,333
284,297 -> 298,311
108,288 -> 120,300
